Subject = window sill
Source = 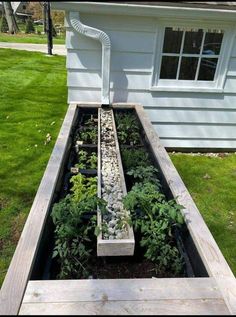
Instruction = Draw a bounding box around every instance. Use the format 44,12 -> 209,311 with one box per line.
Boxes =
150,86 -> 224,93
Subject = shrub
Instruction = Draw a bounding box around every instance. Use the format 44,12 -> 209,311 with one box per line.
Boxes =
25,18 -> 35,34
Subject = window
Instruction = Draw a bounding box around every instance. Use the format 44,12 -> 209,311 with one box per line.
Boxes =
151,23 -> 233,92
160,27 -> 223,81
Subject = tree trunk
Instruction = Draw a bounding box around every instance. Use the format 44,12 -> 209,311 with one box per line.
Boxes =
2,1 -> 19,34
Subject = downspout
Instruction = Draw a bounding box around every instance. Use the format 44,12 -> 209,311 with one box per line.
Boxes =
69,11 -> 111,106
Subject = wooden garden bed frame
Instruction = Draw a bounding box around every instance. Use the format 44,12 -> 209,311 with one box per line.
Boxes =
0,103 -> 235,315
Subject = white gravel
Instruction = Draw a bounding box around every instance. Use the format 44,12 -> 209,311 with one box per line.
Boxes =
100,108 -> 129,240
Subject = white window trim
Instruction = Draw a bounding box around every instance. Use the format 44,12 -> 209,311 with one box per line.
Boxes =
150,20 -> 235,93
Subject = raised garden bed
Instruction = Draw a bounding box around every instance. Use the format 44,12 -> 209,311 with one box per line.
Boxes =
28,106 -> 202,280
1,104 -> 235,316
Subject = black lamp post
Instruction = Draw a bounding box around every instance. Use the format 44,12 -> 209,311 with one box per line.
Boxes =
43,1 -> 53,55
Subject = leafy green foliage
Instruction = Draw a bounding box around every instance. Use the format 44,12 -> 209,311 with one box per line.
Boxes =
51,195 -> 95,278
25,18 -> 35,34
70,173 -> 97,203
121,147 -> 151,171
123,182 -> 185,274
76,150 -> 87,169
115,112 -> 141,145
51,173 -> 107,279
77,115 -> 98,144
76,150 -> 97,170
116,109 -> 185,275
78,128 -> 97,144
84,116 -> 97,127
88,152 -> 97,169
127,165 -> 161,187
50,112 -> 100,279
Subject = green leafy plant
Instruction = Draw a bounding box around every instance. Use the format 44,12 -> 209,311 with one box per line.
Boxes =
51,195 -> 95,278
51,194 -> 106,279
116,110 -> 185,275
123,182 -> 185,275
115,112 -> 141,145
25,18 -> 35,34
70,173 -> 97,203
127,165 -> 161,187
76,150 -> 87,169
79,128 -> 97,144
51,171 -> 107,279
84,116 -> 98,126
75,150 -> 97,170
87,152 -> 97,169
121,147 -> 151,171
77,115 -> 98,144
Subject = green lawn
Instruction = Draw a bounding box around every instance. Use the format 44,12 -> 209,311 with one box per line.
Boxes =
0,48 -> 67,286
0,32 -> 65,44
170,153 -> 236,276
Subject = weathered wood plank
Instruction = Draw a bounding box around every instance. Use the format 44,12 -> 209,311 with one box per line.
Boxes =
0,104 -> 78,316
215,277 -> 236,315
19,299 -> 230,315
22,278 -> 222,303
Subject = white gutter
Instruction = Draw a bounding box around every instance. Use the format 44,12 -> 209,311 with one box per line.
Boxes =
69,11 -> 110,105
53,2 -> 236,22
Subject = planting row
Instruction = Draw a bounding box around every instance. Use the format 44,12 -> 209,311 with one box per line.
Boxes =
115,110 -> 186,275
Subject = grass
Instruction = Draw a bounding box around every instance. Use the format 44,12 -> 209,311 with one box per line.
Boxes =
170,152 -> 236,276
0,48 -> 67,286
0,32 -> 65,44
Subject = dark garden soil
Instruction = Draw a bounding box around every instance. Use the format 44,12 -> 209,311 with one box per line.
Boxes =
89,256 -> 181,279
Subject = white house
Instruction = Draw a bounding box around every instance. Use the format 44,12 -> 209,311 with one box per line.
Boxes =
52,1 -> 236,150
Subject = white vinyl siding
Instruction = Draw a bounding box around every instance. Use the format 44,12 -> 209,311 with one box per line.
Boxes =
66,12 -> 236,149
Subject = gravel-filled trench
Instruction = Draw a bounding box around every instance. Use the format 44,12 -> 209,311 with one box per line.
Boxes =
100,108 -> 129,240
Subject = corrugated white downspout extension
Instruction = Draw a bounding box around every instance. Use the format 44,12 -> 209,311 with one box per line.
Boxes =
69,12 -> 111,105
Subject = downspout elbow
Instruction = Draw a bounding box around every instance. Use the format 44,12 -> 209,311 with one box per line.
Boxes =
69,12 -> 111,105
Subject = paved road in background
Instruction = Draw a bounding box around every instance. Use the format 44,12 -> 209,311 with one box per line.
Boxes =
0,42 -> 66,55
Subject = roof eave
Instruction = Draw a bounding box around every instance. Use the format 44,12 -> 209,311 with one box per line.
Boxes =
51,1 -> 236,22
